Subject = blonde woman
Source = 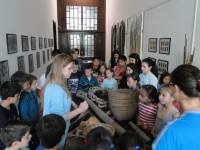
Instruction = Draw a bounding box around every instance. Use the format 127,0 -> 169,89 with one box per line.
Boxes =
43,54 -> 89,149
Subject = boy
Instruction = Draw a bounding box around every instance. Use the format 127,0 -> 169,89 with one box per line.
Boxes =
79,64 -> 98,92
0,120 -> 32,150
114,55 -> 127,85
36,114 -> 66,150
102,69 -> 118,90
0,81 -> 21,149
67,59 -> 82,104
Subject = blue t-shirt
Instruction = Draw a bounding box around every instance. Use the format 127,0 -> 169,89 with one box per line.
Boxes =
139,72 -> 158,89
102,78 -> 118,90
153,111 -> 200,150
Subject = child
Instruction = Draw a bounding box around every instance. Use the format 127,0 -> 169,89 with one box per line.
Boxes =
114,55 -> 127,85
137,84 -> 158,131
0,120 -> 31,150
85,127 -> 114,150
139,58 -> 158,89
67,59 -> 83,103
36,114 -> 66,150
119,63 -> 138,89
0,81 -> 21,149
129,53 -> 141,74
79,64 -> 98,92
152,85 -> 180,136
158,72 -> 171,90
92,57 -> 100,74
126,72 -> 140,92
102,69 -> 118,90
108,50 -> 120,69
97,62 -> 107,86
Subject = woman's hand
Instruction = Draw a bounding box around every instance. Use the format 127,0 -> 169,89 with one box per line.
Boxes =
79,101 -> 89,113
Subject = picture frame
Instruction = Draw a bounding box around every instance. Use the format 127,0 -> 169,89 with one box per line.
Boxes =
21,35 -> 29,52
17,56 -> 25,72
51,39 -> 53,47
148,57 -> 156,64
43,51 -> 46,64
0,60 -> 10,85
48,38 -> 51,47
44,38 -> 47,48
6,34 -> 18,54
39,37 -> 43,49
36,52 -> 41,68
159,38 -> 171,54
148,38 -> 157,53
31,36 -> 36,50
28,54 -> 34,73
158,59 -> 169,75
47,49 -> 50,61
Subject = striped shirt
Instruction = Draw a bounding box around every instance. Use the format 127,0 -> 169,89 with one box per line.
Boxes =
138,102 -> 158,128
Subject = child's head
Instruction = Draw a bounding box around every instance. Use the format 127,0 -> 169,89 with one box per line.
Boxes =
141,58 -> 158,77
106,69 -> 114,79
129,53 -> 141,70
118,55 -> 127,67
117,131 -> 144,150
126,72 -> 139,89
70,48 -> 79,59
51,49 -> 61,59
98,62 -> 107,75
126,63 -> 138,75
92,57 -> 100,68
85,64 -> 93,77
139,84 -> 158,104
0,120 -> 31,149
0,81 -> 21,103
72,59 -> 79,73
37,114 -> 66,149
85,127 -> 113,150
159,72 -> 171,85
111,50 -> 120,60
159,85 -> 174,105
28,74 -> 37,91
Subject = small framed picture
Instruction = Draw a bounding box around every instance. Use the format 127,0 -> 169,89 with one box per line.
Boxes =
43,51 -> 46,64
47,49 -> 50,61
39,37 -> 43,49
6,34 -> 18,54
148,57 -> 156,64
48,38 -> 51,47
51,39 -> 54,47
21,35 -> 29,52
36,52 -> 41,68
148,38 -> 157,53
158,59 -> 168,75
31,37 -> 36,50
17,56 -> 25,72
159,38 -> 171,54
28,54 -> 34,73
44,38 -> 47,48
0,60 -> 10,85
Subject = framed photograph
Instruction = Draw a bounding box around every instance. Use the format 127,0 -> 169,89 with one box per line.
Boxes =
6,34 -> 18,54
158,59 -> 169,75
0,60 -> 10,85
31,37 -> 36,50
39,37 -> 43,49
51,39 -> 53,47
48,38 -> 51,47
148,38 -> 157,53
47,49 -> 50,61
44,38 -> 47,48
21,35 -> 29,52
43,51 -> 46,64
50,49 -> 53,58
28,54 -> 34,73
36,52 -> 41,68
159,38 -> 171,54
148,57 -> 156,64
17,56 -> 25,72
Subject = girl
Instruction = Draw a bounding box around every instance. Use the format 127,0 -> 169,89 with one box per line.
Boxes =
158,72 -> 171,90
137,84 -> 158,131
153,64 -> 200,150
108,50 -> 120,69
102,69 -> 118,90
153,85 -> 180,136
97,62 -> 107,86
43,54 -> 89,149
91,57 -> 100,77
126,72 -> 140,92
139,58 -> 158,89
128,53 -> 142,74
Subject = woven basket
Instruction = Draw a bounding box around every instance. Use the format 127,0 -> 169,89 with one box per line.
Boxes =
108,89 -> 138,121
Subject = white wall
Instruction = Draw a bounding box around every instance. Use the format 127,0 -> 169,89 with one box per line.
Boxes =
106,0 -> 200,70
0,0 -> 57,79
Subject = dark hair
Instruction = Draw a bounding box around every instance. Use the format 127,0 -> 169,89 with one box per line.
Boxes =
0,81 -> 21,100
111,50 -> 120,68
85,127 -> 113,150
93,57 -> 100,61
70,48 -> 79,54
159,72 -> 171,84
28,74 -> 37,85
117,131 -> 144,150
129,53 -> 141,71
126,63 -> 138,74
118,55 -> 127,62
142,58 -> 158,77
10,71 -> 29,85
73,59 -> 79,65
0,120 -> 31,147
141,84 -> 158,103
106,68 -> 114,73
52,49 -> 61,57
37,114 -> 66,149
127,72 -> 140,82
85,64 -> 92,70
171,64 -> 200,97
98,62 -> 107,76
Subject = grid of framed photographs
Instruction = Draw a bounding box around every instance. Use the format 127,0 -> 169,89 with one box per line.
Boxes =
159,38 -> 171,54
158,59 -> 168,75
148,38 -> 157,53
